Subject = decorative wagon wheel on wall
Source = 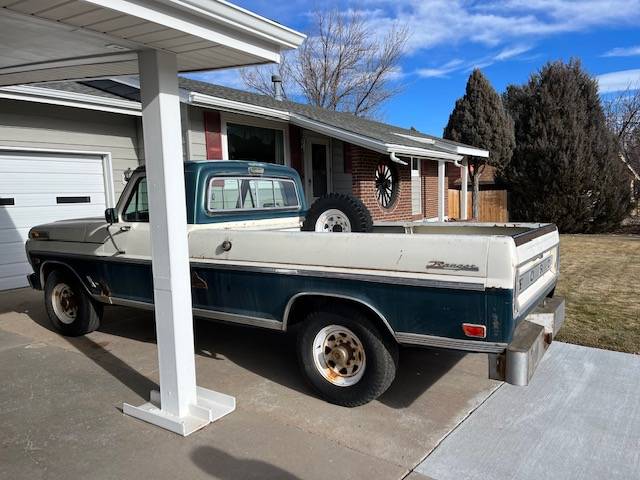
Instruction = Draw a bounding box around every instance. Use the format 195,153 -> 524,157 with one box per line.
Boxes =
375,161 -> 398,209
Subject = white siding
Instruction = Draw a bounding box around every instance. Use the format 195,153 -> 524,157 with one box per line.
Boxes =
187,106 -> 207,160
412,176 -> 422,215
0,99 -> 141,199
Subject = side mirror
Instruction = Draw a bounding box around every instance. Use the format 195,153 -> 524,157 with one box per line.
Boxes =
105,208 -> 118,224
123,168 -> 133,183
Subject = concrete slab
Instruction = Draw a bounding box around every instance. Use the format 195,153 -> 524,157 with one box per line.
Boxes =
416,342 -> 640,480
0,288 -> 499,479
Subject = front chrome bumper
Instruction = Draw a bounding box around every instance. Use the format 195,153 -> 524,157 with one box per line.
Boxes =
489,296 -> 565,386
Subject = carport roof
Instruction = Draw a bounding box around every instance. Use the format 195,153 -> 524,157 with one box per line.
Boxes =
0,0 -> 305,87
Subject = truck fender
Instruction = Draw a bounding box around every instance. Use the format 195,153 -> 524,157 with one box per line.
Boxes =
282,292 -> 396,339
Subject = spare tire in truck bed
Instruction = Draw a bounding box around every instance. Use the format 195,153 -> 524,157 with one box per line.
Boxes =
302,193 -> 373,233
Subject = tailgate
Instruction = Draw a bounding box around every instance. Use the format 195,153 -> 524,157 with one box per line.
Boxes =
513,224 -> 560,319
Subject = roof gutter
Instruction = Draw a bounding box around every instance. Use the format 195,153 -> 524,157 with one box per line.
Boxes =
189,91 -> 290,120
0,84 -> 142,116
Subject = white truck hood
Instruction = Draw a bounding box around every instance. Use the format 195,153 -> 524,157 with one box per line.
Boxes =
30,218 -> 111,243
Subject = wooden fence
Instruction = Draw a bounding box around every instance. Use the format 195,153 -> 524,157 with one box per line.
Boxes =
448,189 -> 509,222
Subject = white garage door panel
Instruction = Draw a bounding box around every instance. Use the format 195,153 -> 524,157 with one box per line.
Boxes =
0,174 -> 105,193
0,193 -> 104,208
0,151 -> 108,291
0,241 -> 27,260
0,262 -> 32,280
0,205 -> 106,229
0,158 -> 105,175
0,227 -> 28,245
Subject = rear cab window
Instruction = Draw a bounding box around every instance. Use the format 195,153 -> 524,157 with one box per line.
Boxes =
207,176 -> 300,213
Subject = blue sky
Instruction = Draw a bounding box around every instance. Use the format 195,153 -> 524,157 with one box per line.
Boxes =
187,0 -> 640,136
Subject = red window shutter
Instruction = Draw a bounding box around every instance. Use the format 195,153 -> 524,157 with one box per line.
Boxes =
203,110 -> 222,159
289,125 -> 303,176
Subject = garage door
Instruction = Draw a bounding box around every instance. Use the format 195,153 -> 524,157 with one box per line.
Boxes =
0,151 -> 108,291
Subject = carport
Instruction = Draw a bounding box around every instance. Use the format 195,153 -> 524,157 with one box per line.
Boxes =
0,0 -> 304,435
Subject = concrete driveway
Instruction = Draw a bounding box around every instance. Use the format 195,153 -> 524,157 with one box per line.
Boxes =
0,288 -> 499,479
417,342 -> 640,480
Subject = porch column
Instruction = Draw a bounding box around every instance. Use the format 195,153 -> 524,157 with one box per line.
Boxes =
123,49 -> 234,436
460,160 -> 469,220
438,160 -> 446,221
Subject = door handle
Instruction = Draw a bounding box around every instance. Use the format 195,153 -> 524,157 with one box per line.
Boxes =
119,225 -> 131,232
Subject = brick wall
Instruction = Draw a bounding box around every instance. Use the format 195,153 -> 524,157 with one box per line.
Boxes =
350,144 -> 413,221
421,160 -> 448,218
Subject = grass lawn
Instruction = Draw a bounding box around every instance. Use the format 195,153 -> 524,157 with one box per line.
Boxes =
555,234 -> 640,354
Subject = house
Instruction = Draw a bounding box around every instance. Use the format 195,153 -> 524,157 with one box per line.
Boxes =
0,76 -> 488,291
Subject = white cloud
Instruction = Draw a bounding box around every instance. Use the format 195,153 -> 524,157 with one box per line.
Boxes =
596,69 -> 640,93
494,44 -> 533,61
354,0 -> 640,54
416,59 -> 464,78
416,44 -> 533,78
602,45 -> 640,57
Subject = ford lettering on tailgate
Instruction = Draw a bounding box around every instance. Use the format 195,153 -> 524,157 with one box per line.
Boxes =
519,256 -> 553,293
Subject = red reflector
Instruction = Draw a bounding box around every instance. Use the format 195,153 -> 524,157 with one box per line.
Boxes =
462,323 -> 486,338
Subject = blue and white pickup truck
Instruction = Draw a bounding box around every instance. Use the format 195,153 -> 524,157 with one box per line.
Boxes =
25,160 -> 564,406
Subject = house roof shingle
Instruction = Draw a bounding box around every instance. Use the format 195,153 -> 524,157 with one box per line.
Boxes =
33,77 -> 487,158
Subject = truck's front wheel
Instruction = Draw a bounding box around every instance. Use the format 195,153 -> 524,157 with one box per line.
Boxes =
45,270 -> 102,336
297,307 -> 398,407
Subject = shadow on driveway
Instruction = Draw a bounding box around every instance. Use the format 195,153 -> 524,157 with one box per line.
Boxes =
191,446 -> 301,480
3,291 -> 463,409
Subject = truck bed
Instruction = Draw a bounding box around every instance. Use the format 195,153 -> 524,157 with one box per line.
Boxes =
372,222 -> 555,244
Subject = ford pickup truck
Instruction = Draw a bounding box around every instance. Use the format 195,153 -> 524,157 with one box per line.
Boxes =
25,160 -> 564,406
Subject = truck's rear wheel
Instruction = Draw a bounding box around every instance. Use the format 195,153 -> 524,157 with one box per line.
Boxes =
302,193 -> 373,233
297,307 -> 398,407
45,270 -> 102,336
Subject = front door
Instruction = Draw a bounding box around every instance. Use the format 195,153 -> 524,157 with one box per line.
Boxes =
303,138 -> 330,204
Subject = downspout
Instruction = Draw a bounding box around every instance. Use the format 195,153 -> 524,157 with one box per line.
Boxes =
389,152 -> 408,165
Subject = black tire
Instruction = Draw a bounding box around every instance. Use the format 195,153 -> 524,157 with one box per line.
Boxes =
297,306 -> 398,407
302,193 -> 373,233
44,270 -> 102,336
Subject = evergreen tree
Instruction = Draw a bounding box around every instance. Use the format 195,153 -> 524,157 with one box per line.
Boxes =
443,69 -> 515,219
503,60 -> 631,232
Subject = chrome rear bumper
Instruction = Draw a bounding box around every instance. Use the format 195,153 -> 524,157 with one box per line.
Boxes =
489,296 -> 565,386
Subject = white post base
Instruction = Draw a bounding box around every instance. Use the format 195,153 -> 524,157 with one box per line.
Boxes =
123,387 -> 236,436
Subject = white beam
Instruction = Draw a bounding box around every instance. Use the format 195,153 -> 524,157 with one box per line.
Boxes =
460,160 -> 469,220
123,49 -> 234,436
438,160 -> 446,221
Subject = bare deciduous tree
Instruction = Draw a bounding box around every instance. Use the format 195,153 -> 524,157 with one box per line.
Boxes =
241,10 -> 408,118
604,85 -> 640,174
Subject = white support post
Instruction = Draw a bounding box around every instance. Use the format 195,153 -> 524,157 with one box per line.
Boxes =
437,160 -> 446,221
123,49 -> 235,436
460,160 -> 469,220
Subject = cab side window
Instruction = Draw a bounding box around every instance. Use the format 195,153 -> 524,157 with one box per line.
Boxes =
123,178 -> 149,222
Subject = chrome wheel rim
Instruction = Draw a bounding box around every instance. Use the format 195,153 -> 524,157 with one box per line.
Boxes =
312,325 -> 366,387
314,209 -> 352,232
52,283 -> 78,324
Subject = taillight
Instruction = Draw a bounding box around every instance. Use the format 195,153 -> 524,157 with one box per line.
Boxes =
462,323 -> 486,338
